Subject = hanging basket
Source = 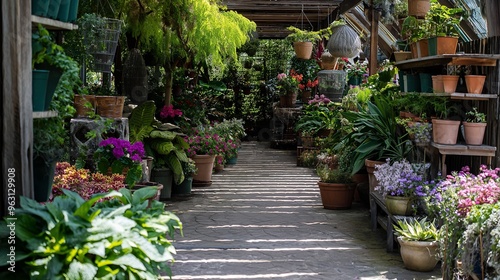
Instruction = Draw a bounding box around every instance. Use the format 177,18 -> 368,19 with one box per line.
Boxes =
293,42 -> 313,60
326,25 -> 362,58
82,16 -> 122,73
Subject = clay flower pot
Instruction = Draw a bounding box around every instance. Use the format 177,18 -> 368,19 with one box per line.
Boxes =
465,75 -> 486,94
293,42 -> 313,60
441,75 -> 459,94
398,237 -> 439,272
432,119 -> 460,145
462,121 -> 487,145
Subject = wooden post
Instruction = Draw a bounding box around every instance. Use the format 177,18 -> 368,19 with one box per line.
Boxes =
369,0 -> 379,76
1,0 -> 33,217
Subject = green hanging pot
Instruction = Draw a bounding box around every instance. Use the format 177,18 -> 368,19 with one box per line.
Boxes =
32,70 -> 50,112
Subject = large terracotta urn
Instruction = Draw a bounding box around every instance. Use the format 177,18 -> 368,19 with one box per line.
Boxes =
192,154 -> 215,184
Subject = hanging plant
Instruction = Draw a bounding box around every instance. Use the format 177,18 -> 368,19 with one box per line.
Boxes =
326,24 -> 362,58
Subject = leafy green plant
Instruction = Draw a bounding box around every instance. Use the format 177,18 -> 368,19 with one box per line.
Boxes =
0,188 -> 182,279
394,217 -> 439,241
316,164 -> 353,184
427,0 -> 466,37
285,25 -> 333,44
341,96 -> 413,174
401,16 -> 430,43
295,103 -> 339,136
129,101 -> 190,185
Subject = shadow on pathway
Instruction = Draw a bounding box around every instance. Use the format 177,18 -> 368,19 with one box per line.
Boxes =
164,141 -> 442,280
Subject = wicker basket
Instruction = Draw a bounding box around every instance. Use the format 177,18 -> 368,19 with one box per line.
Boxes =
95,96 -> 125,118
74,94 -> 96,117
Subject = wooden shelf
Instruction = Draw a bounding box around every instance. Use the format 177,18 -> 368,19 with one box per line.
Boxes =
402,92 -> 497,100
395,54 -> 500,70
33,111 -> 58,119
31,15 -> 78,31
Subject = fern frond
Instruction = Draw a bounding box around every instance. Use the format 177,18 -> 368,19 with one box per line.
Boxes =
129,101 -> 156,143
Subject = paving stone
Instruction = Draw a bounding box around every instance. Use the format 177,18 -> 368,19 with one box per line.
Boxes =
164,142 -> 442,280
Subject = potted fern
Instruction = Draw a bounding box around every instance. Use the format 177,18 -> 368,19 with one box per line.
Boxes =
394,217 -> 440,272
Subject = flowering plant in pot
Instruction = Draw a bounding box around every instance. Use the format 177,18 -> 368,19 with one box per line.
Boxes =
276,72 -> 302,95
374,158 -> 434,215
93,137 -> 145,187
462,107 -> 487,145
426,165 -> 500,279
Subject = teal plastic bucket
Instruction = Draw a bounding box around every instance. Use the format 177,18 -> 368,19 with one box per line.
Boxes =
419,73 -> 433,93
32,0 -> 50,17
67,0 -> 79,22
32,70 -> 50,112
47,0 -> 62,19
56,0 -> 71,22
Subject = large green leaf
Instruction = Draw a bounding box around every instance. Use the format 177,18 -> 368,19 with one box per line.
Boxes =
129,101 -> 156,143
150,139 -> 175,155
149,130 -> 176,141
67,259 -> 98,280
166,154 -> 185,185
131,186 -> 159,205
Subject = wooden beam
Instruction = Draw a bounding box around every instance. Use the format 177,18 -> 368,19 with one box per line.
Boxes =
369,0 -> 379,75
320,0 -> 363,28
1,0 -> 33,217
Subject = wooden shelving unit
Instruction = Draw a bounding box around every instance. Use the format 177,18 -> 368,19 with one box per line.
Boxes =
401,92 -> 497,101
31,15 -> 78,31
395,54 -> 500,70
33,111 -> 58,119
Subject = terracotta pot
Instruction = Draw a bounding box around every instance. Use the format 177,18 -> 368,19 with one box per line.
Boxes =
214,155 -> 224,172
317,181 -> 356,210
408,0 -> 430,18
428,36 -> 458,56
394,51 -> 412,62
462,122 -> 487,145
441,75 -> 459,94
293,41 -> 313,60
432,119 -> 460,145
192,154 -> 215,183
415,39 -> 429,58
365,159 -> 385,193
465,75 -> 486,94
279,92 -> 297,108
301,90 -> 312,103
398,237 -> 439,272
409,43 -> 418,59
385,195 -> 414,215
431,75 -> 444,93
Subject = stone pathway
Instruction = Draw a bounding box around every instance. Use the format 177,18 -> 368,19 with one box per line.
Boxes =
164,142 -> 442,280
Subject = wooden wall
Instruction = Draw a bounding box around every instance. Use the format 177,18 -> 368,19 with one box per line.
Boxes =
460,37 -> 500,168
1,0 -> 33,217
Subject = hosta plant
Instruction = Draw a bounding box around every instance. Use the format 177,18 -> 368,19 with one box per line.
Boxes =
0,187 -> 182,279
